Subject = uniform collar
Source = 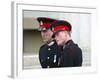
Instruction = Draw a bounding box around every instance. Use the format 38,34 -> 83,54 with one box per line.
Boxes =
65,40 -> 73,45
47,40 -> 55,46
63,40 -> 73,49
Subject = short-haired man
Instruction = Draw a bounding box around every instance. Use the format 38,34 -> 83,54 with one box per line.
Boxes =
51,20 -> 83,67
37,17 -> 61,68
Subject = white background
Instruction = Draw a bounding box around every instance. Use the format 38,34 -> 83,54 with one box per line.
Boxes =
0,0 -> 100,80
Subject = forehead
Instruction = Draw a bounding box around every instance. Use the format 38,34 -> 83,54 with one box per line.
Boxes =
55,31 -> 62,36
57,30 -> 65,34
41,29 -> 52,33
55,31 -> 66,36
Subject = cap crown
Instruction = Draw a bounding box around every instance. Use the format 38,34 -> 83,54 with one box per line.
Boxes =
51,20 -> 72,32
37,17 -> 57,31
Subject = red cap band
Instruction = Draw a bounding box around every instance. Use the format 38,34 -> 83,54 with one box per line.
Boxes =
40,22 -> 51,28
52,25 -> 70,32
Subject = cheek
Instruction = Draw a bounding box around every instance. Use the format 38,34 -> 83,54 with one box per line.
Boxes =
59,34 -> 64,40
55,37 -> 63,45
56,33 -> 65,42
55,35 -> 62,42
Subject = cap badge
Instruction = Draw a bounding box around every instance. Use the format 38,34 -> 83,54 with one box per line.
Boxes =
40,21 -> 43,26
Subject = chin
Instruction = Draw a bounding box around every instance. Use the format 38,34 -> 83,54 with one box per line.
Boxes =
58,42 -> 64,46
57,42 -> 62,46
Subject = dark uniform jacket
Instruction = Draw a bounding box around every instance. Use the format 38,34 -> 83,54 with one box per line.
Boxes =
39,40 -> 61,68
59,40 -> 83,67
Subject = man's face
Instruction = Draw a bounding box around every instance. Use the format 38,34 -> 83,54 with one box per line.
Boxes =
55,31 -> 66,46
41,29 -> 53,42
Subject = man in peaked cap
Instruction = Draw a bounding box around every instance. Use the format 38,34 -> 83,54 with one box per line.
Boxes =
51,20 -> 83,67
37,17 -> 61,68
